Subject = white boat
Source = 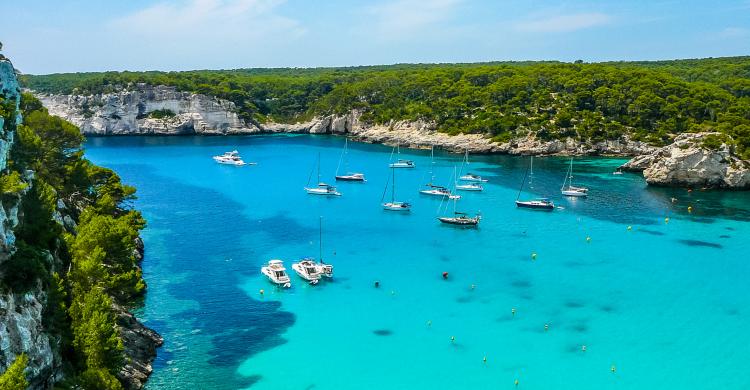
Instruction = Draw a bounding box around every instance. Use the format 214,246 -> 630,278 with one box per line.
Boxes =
213,150 -> 253,166
459,173 -> 488,182
335,139 -> 366,182
456,182 -> 484,191
261,260 -> 292,288
304,153 -> 342,196
420,184 -> 452,197
308,217 -> 333,278
613,169 -> 624,175
382,167 -> 411,211
438,167 -> 480,227
388,144 -> 415,168
561,158 -> 588,197
516,156 -> 555,211
291,258 -> 321,284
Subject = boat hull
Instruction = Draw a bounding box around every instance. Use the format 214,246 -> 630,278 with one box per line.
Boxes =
305,188 -> 342,196
459,176 -> 488,182
515,200 -> 555,210
335,175 -> 366,182
383,202 -> 411,211
438,217 -> 479,227
389,163 -> 415,169
456,185 -> 483,191
291,263 -> 321,283
562,190 -> 587,197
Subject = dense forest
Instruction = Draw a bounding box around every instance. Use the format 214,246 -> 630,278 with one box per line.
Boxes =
21,57 -> 750,159
0,92 -> 145,389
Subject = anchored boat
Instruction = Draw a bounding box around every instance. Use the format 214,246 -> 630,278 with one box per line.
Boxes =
515,156 -> 555,211
382,167 -> 411,211
335,138 -> 366,182
305,152 -> 342,196
388,144 -> 415,168
291,258 -> 321,285
561,158 -> 588,197
261,260 -> 292,288
213,150 -> 254,166
439,167 -> 480,226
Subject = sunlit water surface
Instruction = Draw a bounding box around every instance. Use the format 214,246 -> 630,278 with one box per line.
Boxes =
85,135 -> 750,390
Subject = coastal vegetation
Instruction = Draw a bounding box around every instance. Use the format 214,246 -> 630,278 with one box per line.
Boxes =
0,92 -> 146,389
21,56 -> 750,159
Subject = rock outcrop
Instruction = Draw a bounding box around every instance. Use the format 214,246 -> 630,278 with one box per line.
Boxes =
38,84 -> 257,135
623,132 -> 750,189
115,304 -> 163,390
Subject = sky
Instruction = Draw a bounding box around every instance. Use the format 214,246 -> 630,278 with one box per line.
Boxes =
1,0 -> 749,74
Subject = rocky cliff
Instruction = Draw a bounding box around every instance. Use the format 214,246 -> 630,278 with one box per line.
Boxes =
621,132 -> 750,189
38,84 -> 256,135
2,60 -> 161,388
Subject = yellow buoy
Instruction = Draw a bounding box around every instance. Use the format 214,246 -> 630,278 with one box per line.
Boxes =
665,217 -> 670,224
514,379 -> 519,387
627,225 -> 632,231
688,206 -> 693,213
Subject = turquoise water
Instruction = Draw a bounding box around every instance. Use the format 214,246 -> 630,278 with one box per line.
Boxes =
85,135 -> 750,390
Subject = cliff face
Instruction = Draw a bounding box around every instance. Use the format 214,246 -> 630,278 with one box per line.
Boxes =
623,132 -> 750,189
0,58 -> 60,388
38,84 -> 257,135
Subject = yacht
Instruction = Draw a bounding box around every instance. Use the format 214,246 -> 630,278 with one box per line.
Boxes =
305,153 -> 342,196
261,260 -> 292,288
438,212 -> 481,227
213,150 -> 252,166
291,258 -> 321,285
335,139 -> 366,181
456,182 -> 484,191
310,217 -> 333,278
388,144 -> 415,168
382,167 -> 411,211
515,156 -> 555,211
561,158 -> 588,197
459,173 -> 488,182
420,184 -> 452,197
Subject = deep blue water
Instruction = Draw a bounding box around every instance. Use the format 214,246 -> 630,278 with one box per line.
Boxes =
84,135 -> 750,389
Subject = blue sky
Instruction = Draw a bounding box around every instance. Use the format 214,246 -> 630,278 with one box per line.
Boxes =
1,0 -> 749,74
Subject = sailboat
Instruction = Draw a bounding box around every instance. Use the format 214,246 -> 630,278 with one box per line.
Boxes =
382,167 -> 411,211
438,167 -> 480,226
304,153 -> 342,196
388,144 -> 415,168
335,138 -> 366,182
561,157 -> 588,197
458,150 -> 488,183
515,156 -> 555,210
314,217 -> 333,278
420,145 -> 461,199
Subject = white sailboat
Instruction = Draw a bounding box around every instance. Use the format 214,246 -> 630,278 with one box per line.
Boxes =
561,157 -> 588,197
458,150 -> 488,182
314,217 -> 333,278
516,156 -> 555,210
335,138 -> 366,182
304,153 -> 342,196
382,167 -> 411,211
420,145 -> 461,198
388,144 -> 415,168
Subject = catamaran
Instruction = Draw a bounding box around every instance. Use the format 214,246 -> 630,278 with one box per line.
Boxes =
515,156 -> 555,210
388,144 -> 415,168
382,167 -> 411,211
261,260 -> 292,288
335,138 -> 366,182
213,150 -> 254,166
561,157 -> 588,197
304,153 -> 342,196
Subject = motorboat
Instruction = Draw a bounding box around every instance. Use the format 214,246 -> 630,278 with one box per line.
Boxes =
613,169 -> 624,175
515,198 -> 555,210
305,153 -> 342,196
456,182 -> 484,191
561,158 -> 588,197
335,139 -> 366,181
291,258 -> 321,284
389,159 -> 415,169
304,183 -> 341,196
438,212 -> 481,227
382,167 -> 411,211
213,150 -> 253,166
459,173 -> 488,182
261,260 -> 291,288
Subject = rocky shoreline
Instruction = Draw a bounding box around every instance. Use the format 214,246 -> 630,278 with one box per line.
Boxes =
34,85 -> 750,189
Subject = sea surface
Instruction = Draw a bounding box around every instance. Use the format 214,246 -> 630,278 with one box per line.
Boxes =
84,135 -> 750,390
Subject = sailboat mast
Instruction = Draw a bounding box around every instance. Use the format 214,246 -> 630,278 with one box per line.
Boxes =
319,216 -> 323,263
317,152 -> 321,183
392,167 -> 396,202
517,158 -> 531,200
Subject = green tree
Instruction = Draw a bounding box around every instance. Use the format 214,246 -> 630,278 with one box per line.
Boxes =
0,354 -> 29,390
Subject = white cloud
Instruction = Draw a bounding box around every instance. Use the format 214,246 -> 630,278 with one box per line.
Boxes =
515,12 -> 612,33
365,0 -> 463,39
108,0 -> 305,67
